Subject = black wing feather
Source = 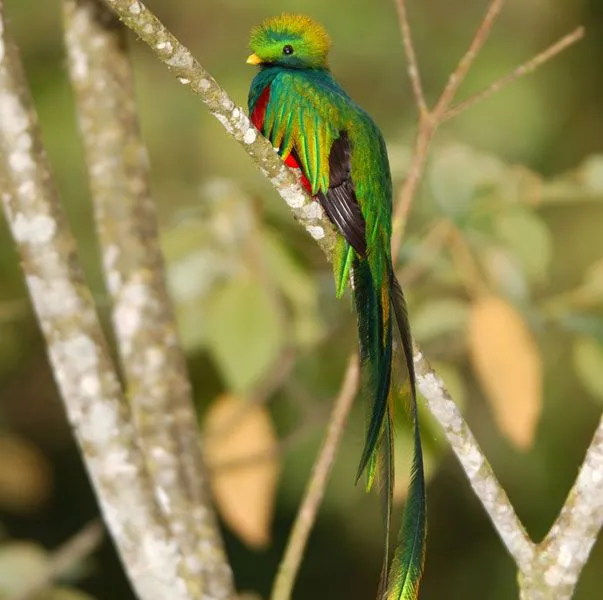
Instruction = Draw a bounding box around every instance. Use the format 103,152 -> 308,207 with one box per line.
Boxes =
317,132 -> 367,257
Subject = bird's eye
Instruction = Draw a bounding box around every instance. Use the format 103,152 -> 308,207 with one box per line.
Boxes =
283,45 -> 294,55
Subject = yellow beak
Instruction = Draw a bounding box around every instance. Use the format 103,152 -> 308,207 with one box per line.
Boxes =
246,53 -> 263,65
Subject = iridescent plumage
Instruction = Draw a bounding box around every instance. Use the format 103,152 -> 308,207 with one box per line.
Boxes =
247,14 -> 426,599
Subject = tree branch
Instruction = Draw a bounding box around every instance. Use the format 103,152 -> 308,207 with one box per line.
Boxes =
432,0 -> 505,116
0,5 -> 203,599
443,27 -> 585,122
61,3 -> 234,598
393,0 -> 427,116
391,0 -> 507,249
270,354 -> 360,600
390,0 -> 582,252
522,416 -> 603,599
413,349 -> 536,566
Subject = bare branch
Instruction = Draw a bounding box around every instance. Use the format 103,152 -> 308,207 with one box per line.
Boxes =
413,349 -> 536,566
443,27 -> 585,122
271,355 -> 360,600
433,0 -> 506,116
391,125 -> 432,255
391,1 -> 581,258
391,0 -> 506,249
61,2 -> 234,597
393,0 -> 428,116
0,5 -> 199,598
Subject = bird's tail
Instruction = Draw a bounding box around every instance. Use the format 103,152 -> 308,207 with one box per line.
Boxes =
351,255 -> 426,600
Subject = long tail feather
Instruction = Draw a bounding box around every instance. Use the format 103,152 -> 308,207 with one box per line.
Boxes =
385,273 -> 426,600
351,256 -> 426,600
351,257 -> 392,487
376,405 -> 395,599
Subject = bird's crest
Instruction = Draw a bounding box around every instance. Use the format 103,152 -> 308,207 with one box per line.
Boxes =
249,14 -> 331,69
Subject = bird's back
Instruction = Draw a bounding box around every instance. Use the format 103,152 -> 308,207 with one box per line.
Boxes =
249,66 -> 393,244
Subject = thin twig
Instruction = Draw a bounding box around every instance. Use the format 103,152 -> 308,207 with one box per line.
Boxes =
15,520 -> 104,600
433,0 -> 506,116
391,0 -> 582,257
391,124 -> 433,255
393,0 -> 428,116
271,354 -> 360,600
445,221 -> 489,297
391,0 -> 506,250
62,4 -> 234,596
0,5 -> 195,599
443,27 -> 585,122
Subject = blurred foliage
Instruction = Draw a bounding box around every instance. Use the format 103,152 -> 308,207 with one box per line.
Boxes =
0,539 -> 95,599
1,0 -> 602,599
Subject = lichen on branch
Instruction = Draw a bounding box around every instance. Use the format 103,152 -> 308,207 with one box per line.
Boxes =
0,4 -> 198,599
62,1 -> 235,598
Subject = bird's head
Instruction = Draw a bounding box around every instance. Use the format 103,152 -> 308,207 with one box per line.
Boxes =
247,14 -> 331,70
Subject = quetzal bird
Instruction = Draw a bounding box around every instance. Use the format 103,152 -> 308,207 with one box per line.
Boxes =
247,14 -> 426,599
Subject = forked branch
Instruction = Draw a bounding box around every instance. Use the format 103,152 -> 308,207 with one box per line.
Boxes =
390,0 -> 584,251
62,2 -> 233,597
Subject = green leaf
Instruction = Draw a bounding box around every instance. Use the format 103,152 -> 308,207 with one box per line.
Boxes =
261,230 -> 323,346
168,250 -> 241,353
573,336 -> 603,405
205,277 -> 283,393
428,144 -> 505,217
0,542 -> 48,595
495,207 -> 552,283
411,298 -> 470,342
561,314 -> 603,339
480,246 -> 529,301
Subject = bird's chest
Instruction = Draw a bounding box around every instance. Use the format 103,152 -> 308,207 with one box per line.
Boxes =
250,84 -> 315,195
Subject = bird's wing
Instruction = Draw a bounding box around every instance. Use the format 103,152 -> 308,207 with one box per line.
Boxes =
317,131 -> 366,257
264,73 -> 366,256
263,73 -> 337,194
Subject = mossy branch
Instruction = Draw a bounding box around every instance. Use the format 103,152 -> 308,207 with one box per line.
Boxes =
0,4 -> 207,599
61,2 -> 234,598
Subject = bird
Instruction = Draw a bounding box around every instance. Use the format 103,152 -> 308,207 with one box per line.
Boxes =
246,14 -> 426,599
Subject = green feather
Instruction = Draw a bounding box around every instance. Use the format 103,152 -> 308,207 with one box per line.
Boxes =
376,406 -> 394,598
247,14 -> 427,600
385,275 -> 426,600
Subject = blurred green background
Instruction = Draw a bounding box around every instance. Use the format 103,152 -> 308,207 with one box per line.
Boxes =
1,0 -> 603,599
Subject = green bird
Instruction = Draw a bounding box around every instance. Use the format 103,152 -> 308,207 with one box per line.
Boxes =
247,14 -> 426,599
